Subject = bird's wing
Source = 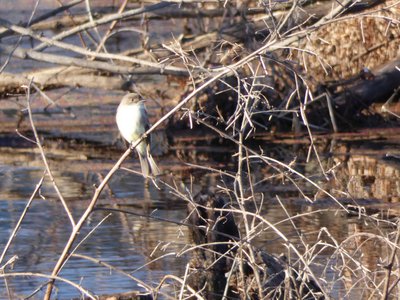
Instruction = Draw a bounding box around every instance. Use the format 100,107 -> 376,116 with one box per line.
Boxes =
140,106 -> 150,131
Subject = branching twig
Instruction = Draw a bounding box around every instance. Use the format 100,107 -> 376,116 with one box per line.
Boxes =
25,82 -> 76,227
0,173 -> 46,266
0,272 -> 96,299
382,221 -> 400,299
33,2 -> 176,52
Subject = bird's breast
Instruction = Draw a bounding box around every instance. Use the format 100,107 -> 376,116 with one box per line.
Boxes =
116,104 -> 146,143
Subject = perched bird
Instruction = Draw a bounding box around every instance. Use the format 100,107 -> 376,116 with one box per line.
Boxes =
116,92 -> 160,177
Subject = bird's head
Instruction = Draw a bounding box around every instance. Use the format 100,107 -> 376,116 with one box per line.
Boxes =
121,93 -> 145,105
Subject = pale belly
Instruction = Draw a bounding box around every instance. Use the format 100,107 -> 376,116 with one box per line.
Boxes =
116,104 -> 147,155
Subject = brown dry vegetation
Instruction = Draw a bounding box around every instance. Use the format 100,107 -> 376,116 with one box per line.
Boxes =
299,0 -> 400,82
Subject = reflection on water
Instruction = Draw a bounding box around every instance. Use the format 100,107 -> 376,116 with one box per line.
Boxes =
346,155 -> 400,202
0,169 -> 190,298
0,138 -> 399,298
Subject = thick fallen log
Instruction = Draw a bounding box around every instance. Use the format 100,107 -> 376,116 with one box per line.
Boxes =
332,57 -> 400,117
304,56 -> 400,129
0,43 -> 187,76
0,68 -> 128,95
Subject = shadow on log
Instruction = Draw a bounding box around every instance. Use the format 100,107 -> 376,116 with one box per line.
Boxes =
187,190 -> 325,300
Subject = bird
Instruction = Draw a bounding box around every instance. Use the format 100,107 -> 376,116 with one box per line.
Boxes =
116,92 -> 160,177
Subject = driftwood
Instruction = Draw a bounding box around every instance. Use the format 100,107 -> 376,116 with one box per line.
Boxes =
0,42 -> 187,77
0,68 -> 129,94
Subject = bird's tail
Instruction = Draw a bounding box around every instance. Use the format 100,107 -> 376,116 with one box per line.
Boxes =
138,153 -> 150,178
147,153 -> 160,176
138,152 -> 160,178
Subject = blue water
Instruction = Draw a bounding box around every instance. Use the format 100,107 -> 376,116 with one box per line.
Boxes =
0,167 -> 189,299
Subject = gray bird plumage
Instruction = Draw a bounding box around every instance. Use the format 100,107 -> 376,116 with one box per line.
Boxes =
116,93 -> 160,177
